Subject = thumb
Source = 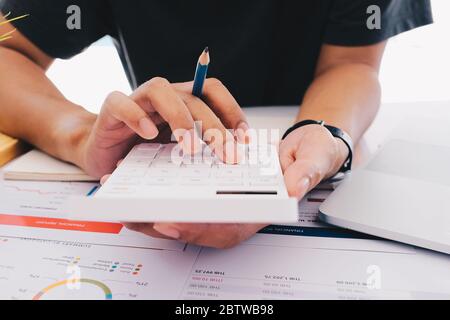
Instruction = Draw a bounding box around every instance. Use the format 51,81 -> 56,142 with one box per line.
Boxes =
100,174 -> 111,185
283,159 -> 323,199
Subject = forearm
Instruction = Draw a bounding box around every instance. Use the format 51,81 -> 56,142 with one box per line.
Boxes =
297,63 -> 381,144
0,47 -> 95,167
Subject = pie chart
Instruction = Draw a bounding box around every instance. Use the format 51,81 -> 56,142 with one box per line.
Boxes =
33,278 -> 113,300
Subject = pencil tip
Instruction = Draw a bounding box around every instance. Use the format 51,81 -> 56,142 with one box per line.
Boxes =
198,47 -> 210,65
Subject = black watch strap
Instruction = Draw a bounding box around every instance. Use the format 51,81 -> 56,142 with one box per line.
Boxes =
282,120 -> 353,173
323,124 -> 353,173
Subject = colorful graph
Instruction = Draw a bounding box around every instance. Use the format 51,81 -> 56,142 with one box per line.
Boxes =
32,279 -> 113,300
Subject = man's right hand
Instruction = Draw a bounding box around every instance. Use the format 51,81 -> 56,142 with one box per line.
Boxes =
78,77 -> 250,178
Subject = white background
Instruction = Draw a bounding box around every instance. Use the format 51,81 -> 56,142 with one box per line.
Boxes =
47,0 -> 450,114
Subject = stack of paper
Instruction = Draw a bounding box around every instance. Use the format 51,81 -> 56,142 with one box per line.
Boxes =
3,149 -> 97,182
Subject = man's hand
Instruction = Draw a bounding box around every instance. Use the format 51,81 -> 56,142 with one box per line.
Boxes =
83,76 -> 262,249
98,123 -> 348,249
79,77 -> 249,178
279,124 -> 349,198
125,222 -> 267,249
99,167 -> 267,249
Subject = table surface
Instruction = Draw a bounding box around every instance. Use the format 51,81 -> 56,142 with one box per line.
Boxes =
1,100 -> 449,300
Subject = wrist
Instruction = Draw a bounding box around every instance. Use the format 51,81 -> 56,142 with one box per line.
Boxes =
283,119 -> 353,178
51,110 -> 96,169
330,137 -> 350,177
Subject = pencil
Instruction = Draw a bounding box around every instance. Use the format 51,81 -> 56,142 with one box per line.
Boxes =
192,47 -> 210,97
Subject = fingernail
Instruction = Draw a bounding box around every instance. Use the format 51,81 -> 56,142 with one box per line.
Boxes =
122,223 -> 142,232
100,174 -> 111,186
153,224 -> 181,239
236,122 -> 250,144
139,117 -> 158,139
182,129 -> 202,155
224,139 -> 243,164
297,177 -> 311,199
181,130 -> 192,154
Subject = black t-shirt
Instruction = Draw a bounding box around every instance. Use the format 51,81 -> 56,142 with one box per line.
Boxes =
1,0 -> 432,107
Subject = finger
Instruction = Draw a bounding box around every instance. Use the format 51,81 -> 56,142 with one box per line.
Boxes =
100,174 -> 111,185
122,223 -> 175,240
99,158 -> 124,185
178,92 -> 241,164
153,223 -> 265,249
103,91 -> 159,139
203,78 -> 248,132
283,159 -> 324,199
173,79 -> 250,144
278,139 -> 298,172
131,77 -> 195,141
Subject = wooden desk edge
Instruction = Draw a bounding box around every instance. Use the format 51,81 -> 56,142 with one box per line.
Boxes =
0,135 -> 30,168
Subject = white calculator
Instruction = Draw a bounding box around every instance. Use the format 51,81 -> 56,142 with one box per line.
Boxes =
62,143 -> 298,223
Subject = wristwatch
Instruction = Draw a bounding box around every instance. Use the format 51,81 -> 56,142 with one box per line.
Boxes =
282,119 -> 353,174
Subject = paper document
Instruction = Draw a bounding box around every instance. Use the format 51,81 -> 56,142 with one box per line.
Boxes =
0,172 -> 185,251
1,173 -> 449,300
1,226 -> 449,300
3,150 -> 97,182
181,234 -> 450,300
0,236 -> 199,300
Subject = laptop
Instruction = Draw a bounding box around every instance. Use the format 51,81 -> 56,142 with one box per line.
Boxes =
319,118 -> 450,254
61,143 -> 298,223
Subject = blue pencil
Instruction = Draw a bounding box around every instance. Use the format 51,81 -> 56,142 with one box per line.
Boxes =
192,47 -> 210,97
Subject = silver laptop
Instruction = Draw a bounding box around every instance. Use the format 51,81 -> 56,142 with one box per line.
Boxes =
319,117 -> 450,255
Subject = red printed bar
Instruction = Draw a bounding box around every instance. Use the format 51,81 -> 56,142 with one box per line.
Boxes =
0,214 -> 123,234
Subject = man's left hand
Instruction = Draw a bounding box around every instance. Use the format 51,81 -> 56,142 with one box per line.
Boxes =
279,123 -> 349,199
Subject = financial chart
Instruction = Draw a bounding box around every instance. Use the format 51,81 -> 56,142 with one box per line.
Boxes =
0,236 -> 199,300
181,234 -> 450,300
0,176 -> 185,251
1,174 -> 449,300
